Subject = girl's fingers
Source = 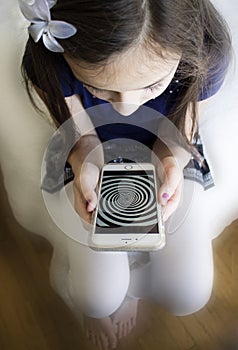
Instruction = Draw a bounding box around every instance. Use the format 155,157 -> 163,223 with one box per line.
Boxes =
80,163 -> 100,199
156,156 -> 184,221
73,162 -> 100,224
86,190 -> 98,212
73,184 -> 91,225
162,180 -> 183,221
158,162 -> 182,206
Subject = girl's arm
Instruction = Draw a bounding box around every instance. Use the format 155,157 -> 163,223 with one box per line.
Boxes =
64,95 -> 104,224
153,100 -> 208,220
65,94 -> 103,171
34,84 -> 103,223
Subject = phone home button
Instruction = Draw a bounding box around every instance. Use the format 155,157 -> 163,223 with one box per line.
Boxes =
124,165 -> 133,170
121,239 -> 132,244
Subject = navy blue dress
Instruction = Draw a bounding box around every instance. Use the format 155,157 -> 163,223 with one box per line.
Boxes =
22,51 -> 228,193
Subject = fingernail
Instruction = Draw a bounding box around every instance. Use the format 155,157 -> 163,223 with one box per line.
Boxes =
161,192 -> 169,206
87,200 -> 95,212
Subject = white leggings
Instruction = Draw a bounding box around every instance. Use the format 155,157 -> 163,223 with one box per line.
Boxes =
65,180 -> 215,318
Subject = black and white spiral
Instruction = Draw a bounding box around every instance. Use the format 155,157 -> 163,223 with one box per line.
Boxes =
96,175 -> 157,227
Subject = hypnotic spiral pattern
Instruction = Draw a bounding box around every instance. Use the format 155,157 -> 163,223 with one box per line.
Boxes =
96,174 -> 157,227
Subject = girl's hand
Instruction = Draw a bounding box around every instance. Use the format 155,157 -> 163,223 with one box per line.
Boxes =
67,135 -> 104,226
72,162 -> 100,225
157,156 -> 184,221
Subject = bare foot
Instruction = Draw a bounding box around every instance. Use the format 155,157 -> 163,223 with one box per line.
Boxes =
83,315 -> 117,350
112,297 -> 139,339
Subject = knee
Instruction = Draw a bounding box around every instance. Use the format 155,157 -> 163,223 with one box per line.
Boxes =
170,282 -> 212,316
153,276 -> 213,316
77,293 -> 124,319
68,270 -> 129,319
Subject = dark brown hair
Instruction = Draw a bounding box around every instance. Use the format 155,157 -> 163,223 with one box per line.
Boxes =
22,0 -> 232,144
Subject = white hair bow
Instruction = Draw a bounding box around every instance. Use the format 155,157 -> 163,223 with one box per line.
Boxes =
18,0 -> 77,53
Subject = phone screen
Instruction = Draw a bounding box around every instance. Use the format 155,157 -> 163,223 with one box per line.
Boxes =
95,170 -> 159,234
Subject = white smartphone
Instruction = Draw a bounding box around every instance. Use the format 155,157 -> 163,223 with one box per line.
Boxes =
89,163 -> 165,251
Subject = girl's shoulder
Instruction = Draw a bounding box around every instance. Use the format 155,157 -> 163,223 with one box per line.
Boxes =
200,62 -> 230,101
199,44 -> 231,101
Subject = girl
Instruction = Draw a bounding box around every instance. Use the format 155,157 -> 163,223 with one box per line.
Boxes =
19,0 -> 231,349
